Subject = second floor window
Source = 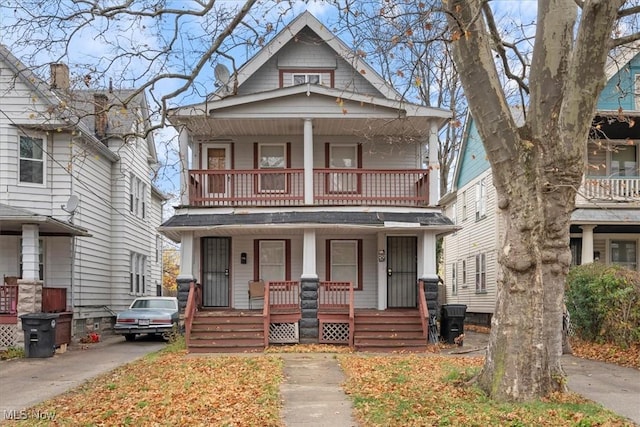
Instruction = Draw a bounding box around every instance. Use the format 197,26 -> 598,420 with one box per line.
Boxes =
293,73 -> 321,85
129,174 -> 147,218
258,144 -> 287,193
475,178 -> 486,220
611,145 -> 638,177
19,136 -> 44,184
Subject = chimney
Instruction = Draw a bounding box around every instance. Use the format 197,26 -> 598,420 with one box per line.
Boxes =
94,93 -> 109,140
50,63 -> 70,90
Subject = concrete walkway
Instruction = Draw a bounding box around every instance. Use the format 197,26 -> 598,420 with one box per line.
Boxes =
280,353 -> 358,427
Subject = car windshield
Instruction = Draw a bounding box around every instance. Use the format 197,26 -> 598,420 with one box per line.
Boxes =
131,299 -> 176,309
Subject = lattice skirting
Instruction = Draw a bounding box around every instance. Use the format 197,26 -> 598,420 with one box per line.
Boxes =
269,322 -> 299,344
0,324 -> 18,349
320,322 -> 350,344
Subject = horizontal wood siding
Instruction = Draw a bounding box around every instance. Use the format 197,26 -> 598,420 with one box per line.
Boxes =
442,171 -> 498,314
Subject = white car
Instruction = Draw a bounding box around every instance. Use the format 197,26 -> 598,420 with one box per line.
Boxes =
114,297 -> 179,341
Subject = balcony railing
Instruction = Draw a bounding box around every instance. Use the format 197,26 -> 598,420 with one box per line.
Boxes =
188,169 -> 429,207
581,177 -> 640,201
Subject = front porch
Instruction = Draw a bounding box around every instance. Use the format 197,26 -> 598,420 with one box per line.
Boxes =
183,279 -> 438,353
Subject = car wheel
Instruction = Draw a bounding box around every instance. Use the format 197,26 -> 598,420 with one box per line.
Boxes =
124,334 -> 136,342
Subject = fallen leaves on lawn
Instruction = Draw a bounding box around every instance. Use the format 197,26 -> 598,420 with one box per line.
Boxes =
339,355 -> 633,427
570,337 -> 640,369
20,351 -> 284,426
265,343 -> 353,353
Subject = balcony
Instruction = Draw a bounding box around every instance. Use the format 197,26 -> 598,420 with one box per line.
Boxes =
580,177 -> 640,202
188,169 -> 429,207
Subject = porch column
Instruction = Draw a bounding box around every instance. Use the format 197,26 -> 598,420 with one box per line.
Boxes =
178,126 -> 190,206
303,118 -> 314,205
418,231 -> 438,281
16,278 -> 44,347
300,229 -> 319,340
580,225 -> 596,265
21,224 -> 40,281
428,121 -> 440,206
177,232 -> 195,311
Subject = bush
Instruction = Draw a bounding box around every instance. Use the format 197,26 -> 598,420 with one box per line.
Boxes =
565,263 -> 640,346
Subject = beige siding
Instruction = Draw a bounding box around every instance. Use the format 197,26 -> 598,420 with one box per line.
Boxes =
442,171 -> 498,314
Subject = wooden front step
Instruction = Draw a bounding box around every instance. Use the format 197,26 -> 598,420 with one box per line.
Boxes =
188,310 -> 265,353
354,309 -> 427,352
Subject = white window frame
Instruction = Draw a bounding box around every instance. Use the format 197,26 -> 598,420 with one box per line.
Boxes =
19,135 -> 45,186
462,191 -> 467,220
258,143 -> 287,193
259,240 -> 286,281
462,260 -> 467,286
130,252 -> 147,295
329,144 -> 358,193
475,253 -> 487,293
475,178 -> 486,220
609,144 -> 638,177
329,240 -> 359,290
292,73 -> 321,85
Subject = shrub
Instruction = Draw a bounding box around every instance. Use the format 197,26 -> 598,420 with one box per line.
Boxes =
565,263 -> 640,346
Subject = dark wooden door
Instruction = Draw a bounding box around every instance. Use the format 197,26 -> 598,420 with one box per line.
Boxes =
387,236 -> 417,308
202,237 -> 230,307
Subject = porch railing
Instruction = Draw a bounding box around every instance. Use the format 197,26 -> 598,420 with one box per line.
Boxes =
42,287 -> 67,313
188,169 -> 430,207
185,281 -> 202,345
318,281 -> 354,347
417,280 -> 428,339
581,177 -> 640,201
0,285 -> 18,315
263,281 -> 301,347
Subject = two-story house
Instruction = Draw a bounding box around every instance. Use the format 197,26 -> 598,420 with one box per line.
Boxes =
0,44 -> 166,349
159,11 -> 456,352
440,48 -> 640,326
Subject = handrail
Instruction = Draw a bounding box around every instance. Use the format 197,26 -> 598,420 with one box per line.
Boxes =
267,281 -> 300,309
417,280 -> 428,339
184,281 -> 200,345
348,283 -> 355,348
0,285 -> 18,315
263,281 -> 271,347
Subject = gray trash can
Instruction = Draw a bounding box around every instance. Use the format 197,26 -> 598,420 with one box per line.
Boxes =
440,304 -> 466,345
20,313 -> 59,358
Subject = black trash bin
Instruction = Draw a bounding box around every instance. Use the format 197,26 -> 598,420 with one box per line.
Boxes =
20,313 -> 59,358
440,304 -> 467,345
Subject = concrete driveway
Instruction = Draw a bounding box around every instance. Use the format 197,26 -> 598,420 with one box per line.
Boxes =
0,335 -> 165,420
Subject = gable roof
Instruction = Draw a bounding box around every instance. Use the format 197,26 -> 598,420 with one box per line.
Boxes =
214,11 -> 402,102
0,44 -> 119,162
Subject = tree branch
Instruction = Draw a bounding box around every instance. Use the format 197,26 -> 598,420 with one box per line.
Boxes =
618,4 -> 640,18
610,32 -> 640,48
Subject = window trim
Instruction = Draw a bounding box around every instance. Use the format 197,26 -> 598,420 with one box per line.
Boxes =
255,143 -> 290,194
279,69 -> 334,88
451,262 -> 457,295
253,239 -> 291,281
18,135 -> 46,186
325,239 -> 363,291
475,253 -> 487,293
609,239 -> 637,270
475,178 -> 487,221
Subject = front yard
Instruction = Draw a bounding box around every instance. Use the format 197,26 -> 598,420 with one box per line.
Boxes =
8,338 -> 635,427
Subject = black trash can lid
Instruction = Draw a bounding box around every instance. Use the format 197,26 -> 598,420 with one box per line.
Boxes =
20,312 -> 60,320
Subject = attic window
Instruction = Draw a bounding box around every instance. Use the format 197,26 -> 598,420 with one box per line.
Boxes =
293,73 -> 321,85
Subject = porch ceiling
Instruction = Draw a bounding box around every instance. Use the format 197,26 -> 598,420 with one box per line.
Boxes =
0,204 -> 91,237
571,208 -> 640,225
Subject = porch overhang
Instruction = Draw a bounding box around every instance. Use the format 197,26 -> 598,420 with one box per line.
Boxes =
158,209 -> 456,242
168,85 -> 451,137
0,204 -> 91,237
571,208 -> 640,225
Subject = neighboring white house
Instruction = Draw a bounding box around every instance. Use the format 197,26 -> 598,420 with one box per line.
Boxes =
440,48 -> 640,326
0,44 -> 166,347
159,11 -> 456,352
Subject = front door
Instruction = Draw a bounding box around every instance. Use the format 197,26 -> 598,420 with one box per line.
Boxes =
201,144 -> 230,196
202,237 -> 230,307
387,236 -> 417,308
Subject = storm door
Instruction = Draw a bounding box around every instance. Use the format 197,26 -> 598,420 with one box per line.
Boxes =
202,237 -> 230,307
387,236 -> 417,308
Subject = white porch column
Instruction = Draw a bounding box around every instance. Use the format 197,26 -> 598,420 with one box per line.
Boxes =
377,232 -> 386,310
21,224 -> 40,281
419,231 -> 438,280
178,231 -> 195,280
178,126 -> 190,206
303,118 -> 314,205
428,121 -> 440,206
301,229 -> 318,279
580,225 -> 596,265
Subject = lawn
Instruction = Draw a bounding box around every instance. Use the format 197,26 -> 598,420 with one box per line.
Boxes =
10,336 -> 635,427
